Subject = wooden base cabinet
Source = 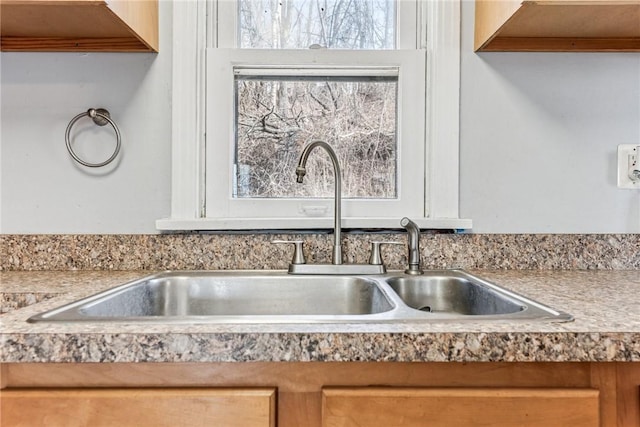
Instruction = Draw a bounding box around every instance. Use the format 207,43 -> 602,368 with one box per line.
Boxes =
322,387 -> 599,427
1,362 -> 639,427
617,363 -> 640,426
1,388 -> 276,427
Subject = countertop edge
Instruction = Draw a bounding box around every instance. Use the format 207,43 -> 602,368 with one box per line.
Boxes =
2,330 -> 639,363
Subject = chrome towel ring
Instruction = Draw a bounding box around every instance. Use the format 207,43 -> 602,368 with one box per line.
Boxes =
65,108 -> 121,167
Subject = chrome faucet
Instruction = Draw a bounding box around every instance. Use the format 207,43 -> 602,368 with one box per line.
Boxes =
296,140 -> 343,265
285,139 -> 386,275
401,217 -> 423,275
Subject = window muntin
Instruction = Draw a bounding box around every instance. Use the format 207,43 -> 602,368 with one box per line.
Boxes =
234,73 -> 398,199
238,0 -> 397,49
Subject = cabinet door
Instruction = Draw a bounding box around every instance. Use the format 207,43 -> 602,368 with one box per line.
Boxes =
1,388 -> 275,427
322,387 -> 599,427
617,363 -> 640,426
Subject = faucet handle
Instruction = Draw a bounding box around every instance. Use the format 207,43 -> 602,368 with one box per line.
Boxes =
369,241 -> 403,266
272,240 -> 306,265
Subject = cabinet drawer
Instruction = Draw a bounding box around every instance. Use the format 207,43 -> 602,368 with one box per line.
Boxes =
1,388 -> 275,427
322,387 -> 599,427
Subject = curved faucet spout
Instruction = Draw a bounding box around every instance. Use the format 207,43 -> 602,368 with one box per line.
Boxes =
401,217 -> 423,275
296,140 -> 342,265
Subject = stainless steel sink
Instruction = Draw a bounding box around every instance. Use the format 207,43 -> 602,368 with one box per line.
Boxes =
28,272 -> 395,323
387,275 -> 524,315
28,270 -> 572,323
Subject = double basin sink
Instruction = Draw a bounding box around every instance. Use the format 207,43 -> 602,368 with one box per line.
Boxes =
28,270 -> 572,323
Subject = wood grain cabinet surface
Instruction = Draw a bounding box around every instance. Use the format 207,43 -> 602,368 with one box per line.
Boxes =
475,0 -> 640,52
322,387 -> 599,427
0,0 -> 158,52
0,388 -> 276,427
617,363 -> 640,427
1,362 -> 639,427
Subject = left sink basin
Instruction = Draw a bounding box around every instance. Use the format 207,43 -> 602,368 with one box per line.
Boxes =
27,271 -> 395,323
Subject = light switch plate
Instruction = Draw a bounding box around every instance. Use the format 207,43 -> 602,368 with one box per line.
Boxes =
618,144 -> 640,189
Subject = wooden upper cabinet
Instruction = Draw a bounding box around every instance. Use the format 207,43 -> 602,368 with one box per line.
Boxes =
475,0 -> 640,52
0,0 -> 158,52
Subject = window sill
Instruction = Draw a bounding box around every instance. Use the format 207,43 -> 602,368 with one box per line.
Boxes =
156,217 -> 472,232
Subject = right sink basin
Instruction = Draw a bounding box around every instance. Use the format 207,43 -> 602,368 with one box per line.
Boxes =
384,270 -> 572,321
387,275 -> 524,316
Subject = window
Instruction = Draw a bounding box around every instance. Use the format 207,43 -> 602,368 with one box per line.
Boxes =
158,0 -> 470,230
236,0 -> 396,49
234,73 -> 399,200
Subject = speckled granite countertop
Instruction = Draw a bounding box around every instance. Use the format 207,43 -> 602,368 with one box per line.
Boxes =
1,270 -> 639,363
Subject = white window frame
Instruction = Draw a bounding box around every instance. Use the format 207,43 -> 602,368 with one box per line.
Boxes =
207,49 -> 425,221
157,0 -> 472,230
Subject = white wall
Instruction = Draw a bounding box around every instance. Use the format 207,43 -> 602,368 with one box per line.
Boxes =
0,1 -> 173,234
459,2 -> 640,233
1,1 -> 638,234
